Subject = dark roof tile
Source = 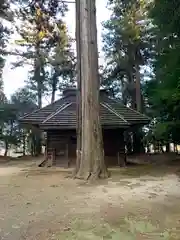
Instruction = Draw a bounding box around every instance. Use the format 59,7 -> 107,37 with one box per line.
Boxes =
20,91 -> 150,129
40,102 -> 130,129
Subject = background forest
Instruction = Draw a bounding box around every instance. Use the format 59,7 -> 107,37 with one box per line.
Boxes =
0,0 -> 180,156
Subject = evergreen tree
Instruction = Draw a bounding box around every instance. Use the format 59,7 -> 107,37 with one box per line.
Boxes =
75,0 -> 108,180
11,86 -> 38,156
144,0 -> 180,148
0,0 -> 10,95
13,0 -> 74,107
103,0 -> 153,111
102,0 -> 155,154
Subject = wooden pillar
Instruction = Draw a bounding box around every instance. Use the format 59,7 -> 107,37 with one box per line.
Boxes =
45,131 -> 48,160
66,140 -> 69,168
124,129 -> 133,155
117,130 -> 126,167
47,148 -> 55,167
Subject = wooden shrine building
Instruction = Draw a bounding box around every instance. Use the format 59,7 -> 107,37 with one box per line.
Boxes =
20,88 -> 149,167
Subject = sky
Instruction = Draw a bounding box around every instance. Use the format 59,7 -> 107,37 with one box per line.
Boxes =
3,0 -> 111,99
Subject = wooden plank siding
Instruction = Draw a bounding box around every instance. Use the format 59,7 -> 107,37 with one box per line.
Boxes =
46,130 -> 76,167
46,129 -> 126,167
103,129 -> 126,166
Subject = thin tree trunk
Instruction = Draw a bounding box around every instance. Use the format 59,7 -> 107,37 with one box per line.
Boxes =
51,69 -> 58,103
4,141 -> 8,157
34,41 -> 42,155
124,131 -> 133,155
34,53 -> 42,109
31,136 -> 35,156
75,0 -> 109,180
147,144 -> 151,153
133,65 -> 143,154
51,89 -> 56,104
22,130 -> 26,156
175,144 -> 178,153
166,143 -> 170,153
133,129 -> 145,154
160,145 -> 164,153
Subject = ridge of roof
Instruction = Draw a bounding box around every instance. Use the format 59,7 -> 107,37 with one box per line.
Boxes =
19,95 -> 70,121
101,102 -> 129,124
19,91 -> 150,128
42,102 -> 72,124
19,107 -> 40,120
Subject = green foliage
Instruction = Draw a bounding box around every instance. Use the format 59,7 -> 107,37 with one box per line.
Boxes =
0,0 -> 10,91
0,101 -> 19,154
11,86 -> 38,115
10,86 -> 39,155
102,0 -> 153,107
0,1 -> 75,155
12,1 -> 75,106
0,86 -> 38,155
144,0 -> 180,144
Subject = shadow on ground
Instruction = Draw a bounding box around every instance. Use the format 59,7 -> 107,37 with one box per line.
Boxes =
0,157 -> 180,239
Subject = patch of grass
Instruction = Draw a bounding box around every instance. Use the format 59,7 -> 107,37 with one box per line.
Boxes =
55,216 -> 179,240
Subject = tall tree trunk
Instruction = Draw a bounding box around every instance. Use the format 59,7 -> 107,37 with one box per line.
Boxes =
30,134 -> 35,156
51,69 -> 58,103
35,55 -> 42,109
34,43 -> 42,154
135,64 -> 141,112
133,128 -> 145,154
74,0 -> 82,176
75,0 -> 109,180
132,65 -> 143,154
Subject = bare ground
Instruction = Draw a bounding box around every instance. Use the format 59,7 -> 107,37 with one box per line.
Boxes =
0,159 -> 180,239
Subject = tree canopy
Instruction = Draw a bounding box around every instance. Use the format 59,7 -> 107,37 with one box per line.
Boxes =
1,0 -> 180,158
144,0 -> 180,145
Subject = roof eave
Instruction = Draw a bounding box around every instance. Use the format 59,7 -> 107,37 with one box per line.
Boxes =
40,125 -> 76,130
19,119 -> 41,125
40,123 -> 130,130
129,120 -> 150,126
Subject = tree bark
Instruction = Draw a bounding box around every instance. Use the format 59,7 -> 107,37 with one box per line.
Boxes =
51,87 -> 56,104
34,42 -> 42,155
51,69 -> 58,103
22,130 -> 26,156
4,141 -> 8,157
34,49 -> 42,109
135,64 -> 141,112
74,0 -> 82,176
133,128 -> 145,154
166,143 -> 170,153
75,0 -> 109,180
133,64 -> 143,154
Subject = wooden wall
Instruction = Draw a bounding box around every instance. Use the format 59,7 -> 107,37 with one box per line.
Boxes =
103,129 -> 125,166
47,129 -> 76,166
46,128 -> 125,167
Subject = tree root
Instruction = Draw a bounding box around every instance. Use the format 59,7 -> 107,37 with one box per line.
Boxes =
75,171 -> 91,180
74,169 -> 110,181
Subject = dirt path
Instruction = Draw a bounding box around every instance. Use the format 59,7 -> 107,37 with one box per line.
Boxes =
0,163 -> 180,239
